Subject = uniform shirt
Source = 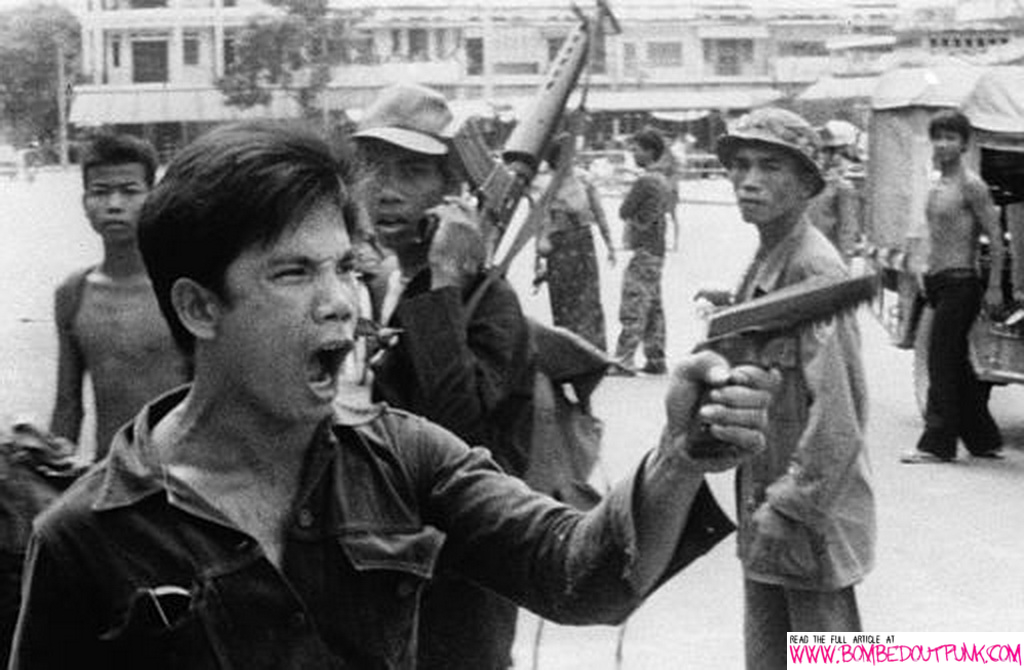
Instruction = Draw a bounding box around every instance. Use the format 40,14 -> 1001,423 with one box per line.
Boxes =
619,171 -> 671,257
10,388 -> 733,670
805,171 -> 860,261
734,221 -> 875,591
370,269 -> 534,476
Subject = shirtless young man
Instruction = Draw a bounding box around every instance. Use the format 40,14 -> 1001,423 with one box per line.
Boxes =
902,110 -> 1006,464
49,133 -> 190,461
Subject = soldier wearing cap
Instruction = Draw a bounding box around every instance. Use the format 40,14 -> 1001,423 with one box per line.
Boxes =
352,82 -> 535,670
716,107 -> 875,670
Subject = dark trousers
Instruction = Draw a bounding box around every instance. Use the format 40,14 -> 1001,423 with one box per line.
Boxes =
916,271 -> 1002,459
744,579 -> 861,670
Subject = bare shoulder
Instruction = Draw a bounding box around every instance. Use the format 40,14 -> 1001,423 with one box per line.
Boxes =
961,169 -> 993,201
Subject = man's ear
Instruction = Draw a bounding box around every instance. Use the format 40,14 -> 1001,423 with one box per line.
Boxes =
170,277 -> 221,343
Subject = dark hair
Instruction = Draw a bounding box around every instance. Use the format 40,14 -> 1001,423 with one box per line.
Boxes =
928,109 -> 972,144
80,132 -> 160,188
631,129 -> 665,161
138,120 -> 361,354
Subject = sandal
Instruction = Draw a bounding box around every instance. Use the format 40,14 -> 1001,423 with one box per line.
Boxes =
900,451 -> 954,464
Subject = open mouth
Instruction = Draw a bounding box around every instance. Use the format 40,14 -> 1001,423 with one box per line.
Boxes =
374,217 -> 409,234
308,340 -> 355,386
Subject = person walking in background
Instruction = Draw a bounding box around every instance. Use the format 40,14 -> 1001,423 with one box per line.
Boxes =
49,133 -> 190,461
901,109 -> 1006,464
806,121 -> 862,264
352,82 -> 535,670
534,134 -> 616,351
715,107 -> 875,670
612,128 -> 672,375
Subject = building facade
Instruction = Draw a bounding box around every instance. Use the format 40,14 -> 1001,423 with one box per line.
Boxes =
67,0 -> 930,157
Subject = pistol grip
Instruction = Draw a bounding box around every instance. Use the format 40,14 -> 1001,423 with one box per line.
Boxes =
686,389 -> 741,460
685,332 -> 764,460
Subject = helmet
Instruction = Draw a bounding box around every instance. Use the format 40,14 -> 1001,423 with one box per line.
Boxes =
819,119 -> 860,149
716,107 -> 825,196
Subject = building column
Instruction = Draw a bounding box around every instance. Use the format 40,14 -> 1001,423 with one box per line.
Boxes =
214,23 -> 224,77
170,24 -> 183,84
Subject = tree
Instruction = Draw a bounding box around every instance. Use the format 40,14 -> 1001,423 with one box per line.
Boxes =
0,3 -> 80,146
217,0 -> 348,119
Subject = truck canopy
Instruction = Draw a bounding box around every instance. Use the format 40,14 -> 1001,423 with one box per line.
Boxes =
865,65 -> 1024,254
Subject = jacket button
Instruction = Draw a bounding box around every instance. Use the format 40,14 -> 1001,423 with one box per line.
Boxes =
297,509 -> 314,528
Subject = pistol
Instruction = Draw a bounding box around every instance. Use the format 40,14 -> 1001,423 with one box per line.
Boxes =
688,273 -> 879,459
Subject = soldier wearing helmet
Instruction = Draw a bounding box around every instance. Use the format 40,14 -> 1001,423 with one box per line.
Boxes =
716,107 -> 876,670
805,120 -> 863,263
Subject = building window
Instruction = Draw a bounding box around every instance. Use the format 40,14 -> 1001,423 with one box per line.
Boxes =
466,37 -> 483,75
590,29 -> 607,74
391,29 -> 402,57
646,41 -> 682,67
778,41 -> 827,57
111,36 -> 121,67
703,38 -> 752,76
547,36 -> 566,64
623,42 -> 637,76
223,33 -> 236,67
183,33 -> 200,65
132,40 -> 168,82
434,29 -> 447,59
130,0 -> 167,7
409,28 -> 428,60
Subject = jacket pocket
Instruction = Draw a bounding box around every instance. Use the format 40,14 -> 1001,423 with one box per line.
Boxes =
100,584 -> 216,669
339,527 -> 444,579
746,515 -> 822,582
335,527 -> 445,663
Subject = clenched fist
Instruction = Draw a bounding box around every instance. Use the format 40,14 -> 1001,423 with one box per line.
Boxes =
426,197 -> 487,290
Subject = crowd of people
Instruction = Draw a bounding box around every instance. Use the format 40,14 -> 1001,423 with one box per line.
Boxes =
0,78 -> 1015,669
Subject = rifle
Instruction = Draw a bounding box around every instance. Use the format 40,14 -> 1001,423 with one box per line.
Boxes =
453,0 -> 620,314
687,273 -> 880,459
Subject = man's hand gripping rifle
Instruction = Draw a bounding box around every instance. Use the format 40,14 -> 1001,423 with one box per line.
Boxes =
686,274 -> 879,459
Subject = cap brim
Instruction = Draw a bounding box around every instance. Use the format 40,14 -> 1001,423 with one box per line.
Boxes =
716,135 -> 825,197
352,127 -> 449,156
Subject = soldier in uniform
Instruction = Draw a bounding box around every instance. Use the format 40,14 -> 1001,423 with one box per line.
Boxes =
612,129 -> 673,375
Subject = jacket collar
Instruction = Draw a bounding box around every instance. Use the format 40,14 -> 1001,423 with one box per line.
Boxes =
92,386 -> 384,513
742,218 -> 811,300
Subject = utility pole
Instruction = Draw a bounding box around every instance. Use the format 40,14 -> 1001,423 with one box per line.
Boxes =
56,39 -> 69,168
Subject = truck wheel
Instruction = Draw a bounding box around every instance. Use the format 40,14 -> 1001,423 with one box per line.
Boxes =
912,306 -> 934,417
